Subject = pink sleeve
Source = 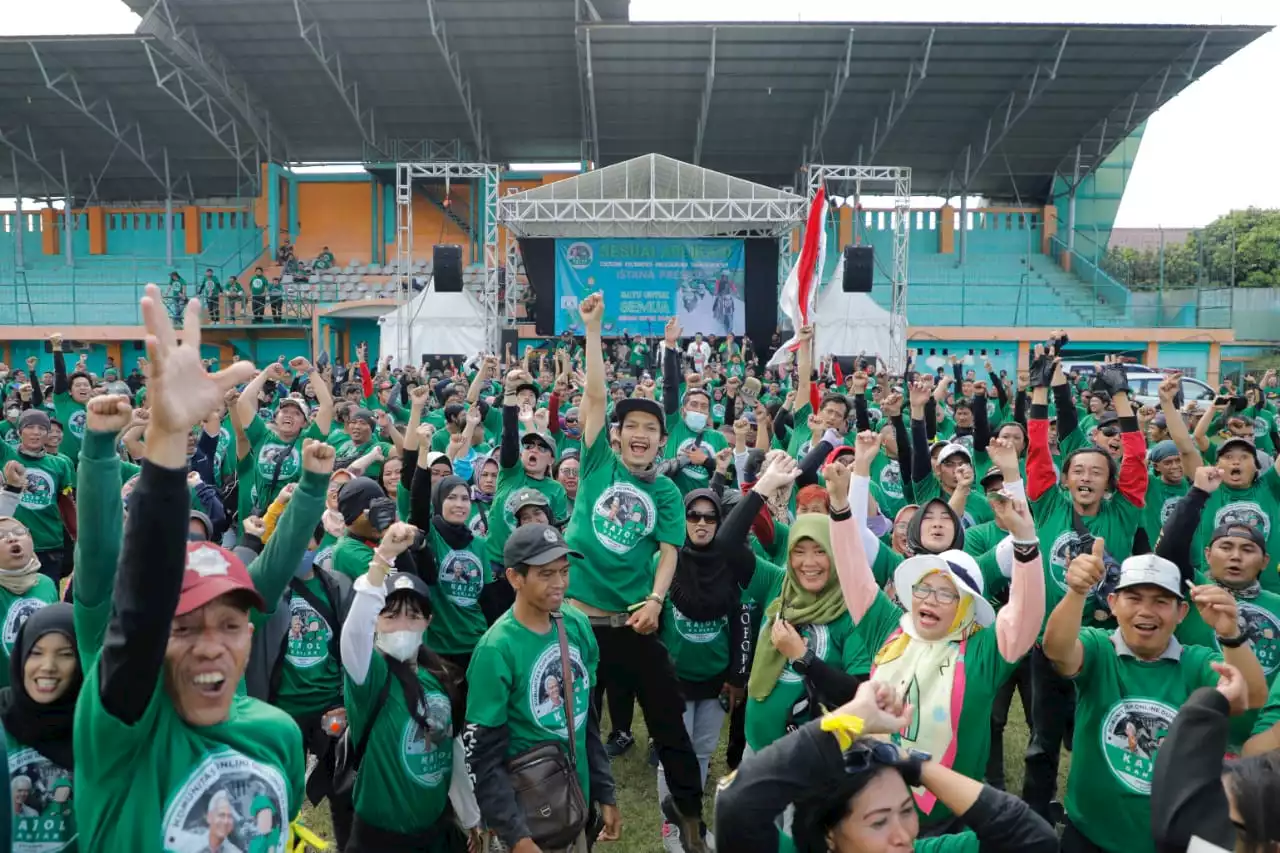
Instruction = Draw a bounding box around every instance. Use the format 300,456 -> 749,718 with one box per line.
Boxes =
831,513 -> 880,624
994,551 -> 1046,663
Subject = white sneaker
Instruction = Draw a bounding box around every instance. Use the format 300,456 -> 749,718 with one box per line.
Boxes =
662,821 -> 686,853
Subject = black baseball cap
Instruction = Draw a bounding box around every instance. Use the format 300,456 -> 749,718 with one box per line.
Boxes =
504,523 -> 582,568
1210,522 -> 1268,553
383,571 -> 432,606
613,397 -> 667,435
338,477 -> 386,525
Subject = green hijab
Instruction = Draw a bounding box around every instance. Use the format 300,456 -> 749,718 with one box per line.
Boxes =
747,513 -> 848,700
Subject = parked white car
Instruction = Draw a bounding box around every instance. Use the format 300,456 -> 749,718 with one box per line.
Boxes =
1059,361 -> 1216,409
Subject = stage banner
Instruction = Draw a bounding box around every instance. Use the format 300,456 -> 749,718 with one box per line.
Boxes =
554,238 -> 746,337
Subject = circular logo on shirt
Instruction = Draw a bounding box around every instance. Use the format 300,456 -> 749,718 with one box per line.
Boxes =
8,746 -> 74,852
1100,699 -> 1178,794
1254,416 -> 1271,439
590,484 -> 656,555
19,469 -> 56,510
527,641 -> 590,738
676,437 -> 716,481
955,434 -> 974,454
255,442 -> 301,482
162,749 -> 288,853
1237,600 -> 1280,676
1048,532 -> 1121,622
314,544 -> 335,573
1215,502 -> 1270,540
711,404 -> 726,422
1158,495 -> 1181,527
335,441 -> 365,465
401,693 -> 453,787
3,598 -> 47,652
468,511 -> 489,537
775,621 -> 829,684
285,596 -> 333,669
66,409 -> 86,440
987,399 -> 999,420
878,460 -> 903,500
867,407 -> 883,425
439,550 -> 484,607
671,605 -> 727,644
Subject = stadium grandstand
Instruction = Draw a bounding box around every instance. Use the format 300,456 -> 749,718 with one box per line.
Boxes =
0,0 -> 1272,383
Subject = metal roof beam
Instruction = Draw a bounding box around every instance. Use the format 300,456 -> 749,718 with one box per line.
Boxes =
139,0 -> 288,161
693,28 -> 717,166
28,41 -> 177,195
577,29 -> 600,166
575,0 -> 602,23
143,41 -> 259,191
945,28 -> 1070,192
1056,31 -> 1212,191
426,0 -> 488,161
863,28 -> 934,165
293,0 -> 380,154
799,28 -> 855,170
0,124 -> 61,197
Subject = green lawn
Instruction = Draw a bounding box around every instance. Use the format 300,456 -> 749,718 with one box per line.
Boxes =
298,695 -> 1071,852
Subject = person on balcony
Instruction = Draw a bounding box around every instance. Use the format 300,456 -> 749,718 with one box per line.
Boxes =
225,275 -> 244,322
249,267 -> 269,323
197,268 -> 222,324
315,247 -> 335,271
165,271 -> 187,324
269,277 -> 286,324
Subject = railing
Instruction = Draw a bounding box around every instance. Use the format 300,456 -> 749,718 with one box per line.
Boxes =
1047,235 -> 1133,315
0,282 -> 317,328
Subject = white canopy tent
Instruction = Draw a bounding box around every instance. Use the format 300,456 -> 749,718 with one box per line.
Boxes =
377,290 -> 488,366
813,255 -> 895,365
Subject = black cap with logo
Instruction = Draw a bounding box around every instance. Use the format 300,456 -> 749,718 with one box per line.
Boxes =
504,523 -> 582,568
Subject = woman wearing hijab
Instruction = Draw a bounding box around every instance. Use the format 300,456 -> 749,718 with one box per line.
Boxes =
339,520 -> 481,852
470,453 -> 499,536
828,434 -> 1045,828
0,603 -> 79,852
655,484 -> 784,851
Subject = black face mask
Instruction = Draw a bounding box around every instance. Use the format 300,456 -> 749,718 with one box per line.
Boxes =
366,497 -> 398,532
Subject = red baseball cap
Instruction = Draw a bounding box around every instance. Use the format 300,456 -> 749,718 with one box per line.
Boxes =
176,542 -> 265,617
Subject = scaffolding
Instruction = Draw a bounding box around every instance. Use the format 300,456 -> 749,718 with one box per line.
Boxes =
393,161 -> 501,360
805,164 -> 912,373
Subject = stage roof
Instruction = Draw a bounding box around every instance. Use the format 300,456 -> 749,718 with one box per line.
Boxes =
0,4 -> 1268,203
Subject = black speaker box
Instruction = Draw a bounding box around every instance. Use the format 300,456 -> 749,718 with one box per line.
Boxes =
433,244 -> 463,292
843,245 -> 874,293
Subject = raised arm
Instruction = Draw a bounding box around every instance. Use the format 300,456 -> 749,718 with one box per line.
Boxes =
578,293 -> 607,448
662,318 -> 681,418
246,442 -> 331,607
908,379 -> 932,486
236,362 -> 285,432
1025,346 -> 1059,502
339,522 -> 418,685
1111,385 -> 1149,507
292,357 -> 333,436
792,325 -> 814,413
1157,374 -> 1202,473
826,451 -> 879,624
50,334 -> 69,395
991,498 -> 1046,662
1043,538 -> 1106,676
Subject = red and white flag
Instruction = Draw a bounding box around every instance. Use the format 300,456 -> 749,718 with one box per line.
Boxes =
768,186 -> 828,369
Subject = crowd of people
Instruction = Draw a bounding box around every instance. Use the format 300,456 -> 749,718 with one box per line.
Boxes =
0,284 -> 1275,853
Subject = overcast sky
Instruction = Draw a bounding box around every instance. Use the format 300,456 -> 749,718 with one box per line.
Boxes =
2,0 -> 1275,228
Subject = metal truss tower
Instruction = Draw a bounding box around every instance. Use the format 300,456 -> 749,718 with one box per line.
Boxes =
394,161 -> 501,362
806,164 -> 912,373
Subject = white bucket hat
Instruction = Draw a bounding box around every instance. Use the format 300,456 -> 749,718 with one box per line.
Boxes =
892,549 -> 996,628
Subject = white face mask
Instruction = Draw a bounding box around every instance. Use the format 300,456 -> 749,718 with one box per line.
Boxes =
375,630 -> 421,662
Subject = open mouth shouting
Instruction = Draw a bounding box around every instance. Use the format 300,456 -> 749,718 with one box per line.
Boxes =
1130,619 -> 1160,642
916,605 -> 942,629
191,670 -> 230,699
29,675 -> 64,697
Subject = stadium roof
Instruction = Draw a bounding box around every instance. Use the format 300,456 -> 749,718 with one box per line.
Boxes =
0,3 -> 1268,203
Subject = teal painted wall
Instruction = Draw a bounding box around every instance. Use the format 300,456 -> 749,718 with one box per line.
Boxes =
1156,342 -> 1211,380
1053,123 -> 1145,257
909,344 -> 1019,379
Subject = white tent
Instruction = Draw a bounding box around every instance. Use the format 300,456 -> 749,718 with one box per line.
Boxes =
813,255 -> 894,361
377,290 -> 488,365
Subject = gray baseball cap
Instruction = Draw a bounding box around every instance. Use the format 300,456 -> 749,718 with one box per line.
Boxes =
503,523 -> 581,568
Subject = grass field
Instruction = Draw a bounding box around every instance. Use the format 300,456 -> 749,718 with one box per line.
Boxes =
297,696 -> 1072,852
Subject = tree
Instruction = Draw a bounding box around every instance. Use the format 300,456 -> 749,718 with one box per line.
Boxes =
1100,208 -> 1280,290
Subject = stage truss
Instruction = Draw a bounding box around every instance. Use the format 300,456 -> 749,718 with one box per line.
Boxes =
804,164 -> 911,374
394,161 -> 501,360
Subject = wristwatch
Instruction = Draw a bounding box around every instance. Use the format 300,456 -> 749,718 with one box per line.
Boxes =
792,648 -> 817,675
1218,632 -> 1250,649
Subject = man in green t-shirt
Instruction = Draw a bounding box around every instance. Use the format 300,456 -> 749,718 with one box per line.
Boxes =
0,410 -> 74,584
249,266 -> 269,323
197,268 -> 222,323
47,334 -> 91,466
225,275 -> 245,321
164,271 -> 186,322
269,276 -> 285,324
1043,543 -> 1268,853
465,523 -> 620,851
562,295 -> 711,852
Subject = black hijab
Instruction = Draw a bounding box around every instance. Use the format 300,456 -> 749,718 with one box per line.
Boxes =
905,498 -> 966,556
431,475 -> 474,551
0,603 -> 80,769
669,489 -> 753,622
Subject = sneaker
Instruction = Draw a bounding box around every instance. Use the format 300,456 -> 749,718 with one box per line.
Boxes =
648,737 -> 659,768
661,821 -> 685,853
661,795 -> 709,853
604,729 -> 635,758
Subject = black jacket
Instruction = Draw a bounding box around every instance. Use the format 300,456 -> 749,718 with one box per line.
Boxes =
1151,687 -> 1236,853
715,720 -> 1057,853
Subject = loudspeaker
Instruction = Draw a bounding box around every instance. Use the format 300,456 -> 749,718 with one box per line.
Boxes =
433,244 -> 463,292
843,245 -> 873,293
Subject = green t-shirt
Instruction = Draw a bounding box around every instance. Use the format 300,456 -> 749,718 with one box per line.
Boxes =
249,274 -> 269,295
73,672 -> 303,853
52,392 -> 86,465
331,437 -> 392,479
1188,469 -> 1280,593
226,278 -> 244,296
0,446 -> 75,551
1144,476 -> 1191,544
485,464 -> 569,566
0,579 -> 58,689
8,729 -> 75,851
663,413 -> 729,494
424,527 -> 489,656
870,454 -> 908,517
564,434 -> 685,612
850,591 -> 1019,824
198,275 -> 222,297
346,651 -> 454,834
1250,672 -> 1280,740
331,535 -> 375,582
243,415 -> 325,511
1064,628 -> 1221,853
465,606 -> 598,799
276,574 -> 344,718
660,558 -> 783,684
1031,484 -> 1145,629
783,402 -> 814,459
913,476 -> 994,529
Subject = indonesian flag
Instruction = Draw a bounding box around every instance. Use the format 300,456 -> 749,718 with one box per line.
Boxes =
768,186 -> 828,369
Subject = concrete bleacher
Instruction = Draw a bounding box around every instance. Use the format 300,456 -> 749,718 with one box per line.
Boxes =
282,257 -> 491,304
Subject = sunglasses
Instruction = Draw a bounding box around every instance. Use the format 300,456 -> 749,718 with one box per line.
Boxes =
1098,425 -> 1120,437
842,739 -> 910,774
911,583 -> 961,605
685,510 -> 718,524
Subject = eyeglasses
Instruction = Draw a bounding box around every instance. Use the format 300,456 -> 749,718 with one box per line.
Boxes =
1098,426 -> 1120,437
685,510 -> 718,524
911,583 -> 961,605
842,739 -> 909,774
